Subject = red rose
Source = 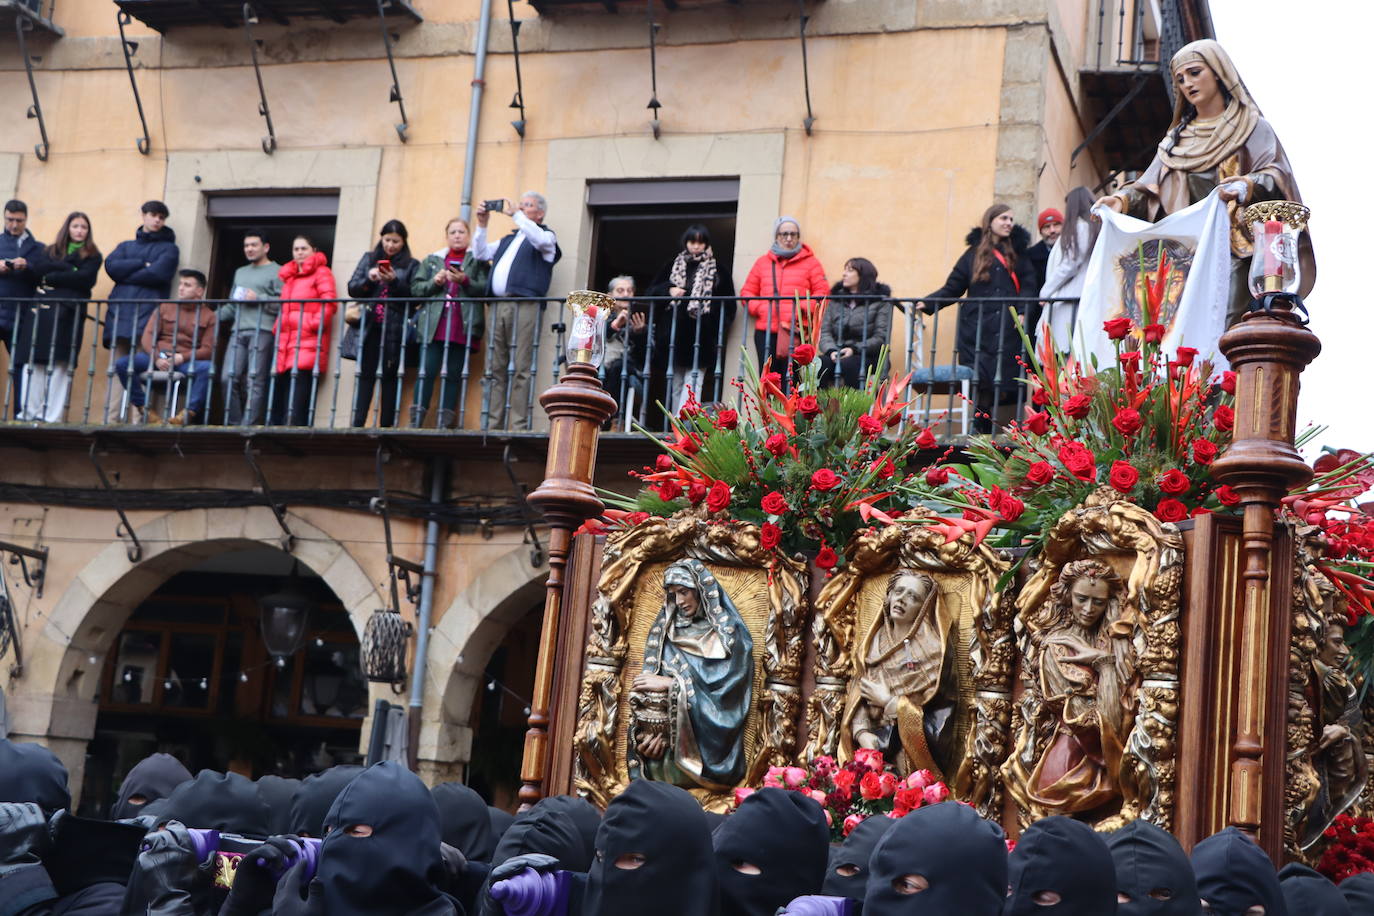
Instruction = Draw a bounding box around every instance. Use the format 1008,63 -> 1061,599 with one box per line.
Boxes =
811,468 -> 840,491
1112,408 -> 1142,437
1063,395 -> 1092,419
998,495 -> 1025,522
626,511 -> 651,525
1175,346 -> 1198,367
1108,460 -> 1138,493
872,456 -> 896,480
925,466 -> 949,486
679,402 -> 702,419
687,480 -> 708,505
1154,498 -> 1188,523
797,396 -> 822,419
1192,506 -> 1213,518
915,427 -> 937,450
1024,461 -> 1054,486
765,433 -> 789,457
1221,371 -> 1237,395
1213,405 -> 1235,432
857,414 -> 883,437
1215,484 -> 1241,507
1032,387 -> 1050,407
761,491 -> 788,515
761,371 -> 782,389
760,522 -> 782,550
655,480 -> 683,501
1024,410 -> 1050,436
655,454 -> 674,471
1103,317 -> 1132,340
1157,469 -> 1191,495
705,480 -> 731,513
878,772 -> 898,798
815,545 -> 838,570
859,771 -> 883,801
832,769 -> 857,794
1057,442 -> 1097,481
793,344 -> 816,366
1192,438 -> 1218,465
715,409 -> 739,430
1118,351 -> 1142,370
1143,324 -> 1165,343
894,786 -> 924,816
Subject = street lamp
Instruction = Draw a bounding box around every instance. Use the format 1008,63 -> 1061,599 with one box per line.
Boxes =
259,561 -> 312,662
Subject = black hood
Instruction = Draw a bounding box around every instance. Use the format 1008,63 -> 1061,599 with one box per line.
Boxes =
161,770 -> 270,836
290,765 -> 364,837
314,761 -> 455,916
0,739 -> 70,814
431,782 -> 496,862
1106,819 -> 1199,916
1340,872 -> 1374,911
963,224 -> 1032,253
256,774 -> 301,836
1278,863 -> 1350,916
134,225 -> 175,244
584,780 -> 718,916
478,794 -> 603,916
713,787 -> 830,916
488,806 -> 515,842
864,801 -> 1007,916
112,753 -> 191,821
821,815 -> 897,901
1005,815 -> 1117,916
1191,827 -> 1287,916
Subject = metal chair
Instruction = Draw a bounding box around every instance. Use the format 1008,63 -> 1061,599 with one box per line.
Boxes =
901,309 -> 974,437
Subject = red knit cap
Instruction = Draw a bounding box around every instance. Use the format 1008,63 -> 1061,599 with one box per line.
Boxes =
1038,208 -> 1064,229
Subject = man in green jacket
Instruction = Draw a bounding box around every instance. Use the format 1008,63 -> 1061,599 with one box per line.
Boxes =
218,229 -> 281,425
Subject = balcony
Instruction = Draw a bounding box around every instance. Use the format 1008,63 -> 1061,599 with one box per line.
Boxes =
113,0 -> 421,32
0,0 -> 60,36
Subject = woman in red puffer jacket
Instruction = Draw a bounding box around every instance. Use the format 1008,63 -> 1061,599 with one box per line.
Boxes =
740,216 -> 829,374
271,236 -> 337,425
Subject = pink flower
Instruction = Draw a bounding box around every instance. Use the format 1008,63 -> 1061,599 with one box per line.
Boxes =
906,770 -> 933,790
813,756 -> 837,775
763,766 -> 785,788
922,783 -> 950,805
733,787 -> 755,807
808,789 -> 828,806
783,766 -> 808,789
878,772 -> 898,798
842,813 -> 865,837
854,748 -> 884,772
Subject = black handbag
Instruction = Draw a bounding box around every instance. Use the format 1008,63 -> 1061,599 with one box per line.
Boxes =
339,322 -> 360,361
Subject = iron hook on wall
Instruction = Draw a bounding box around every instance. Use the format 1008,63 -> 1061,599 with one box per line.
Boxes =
116,11 -> 152,155
14,17 -> 49,161
647,0 -> 662,139
797,0 -> 815,135
506,0 -> 527,138
375,0 -> 410,142
242,4 -> 278,154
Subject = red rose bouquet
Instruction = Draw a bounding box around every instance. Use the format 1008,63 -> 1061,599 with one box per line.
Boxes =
1318,814 -> 1374,883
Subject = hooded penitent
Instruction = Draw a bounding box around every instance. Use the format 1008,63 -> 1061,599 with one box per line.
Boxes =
1191,827 -> 1288,916
821,815 -> 897,901
431,782 -> 497,862
0,739 -> 71,814
289,765 -> 364,837
1339,872 -> 1374,912
863,801 -> 1007,916
255,774 -> 301,837
159,770 -> 271,836
477,794 -> 602,916
1005,815 -> 1118,915
583,779 -> 718,916
312,761 -> 457,916
488,806 -> 515,843
1106,819 -> 1200,916
111,753 -> 192,821
1278,863 -> 1350,916
713,787 -> 830,916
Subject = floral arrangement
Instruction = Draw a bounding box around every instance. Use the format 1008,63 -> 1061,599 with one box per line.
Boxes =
1318,813 -> 1374,883
733,750 -> 951,841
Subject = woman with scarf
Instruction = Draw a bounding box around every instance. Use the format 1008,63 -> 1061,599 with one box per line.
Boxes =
647,224 -> 736,411
740,217 -> 828,380
272,235 -> 337,426
918,203 -> 1036,433
1037,187 -> 1098,353
819,257 -> 892,389
1097,38 -> 1314,328
410,217 -> 491,429
347,219 -> 418,428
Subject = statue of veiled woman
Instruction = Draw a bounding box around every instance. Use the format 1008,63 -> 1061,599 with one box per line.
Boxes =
1004,559 -> 1139,816
628,559 -> 754,791
1097,39 -> 1315,328
841,571 -> 960,780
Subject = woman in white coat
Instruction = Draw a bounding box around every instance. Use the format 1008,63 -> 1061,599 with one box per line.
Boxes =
1037,186 -> 1099,353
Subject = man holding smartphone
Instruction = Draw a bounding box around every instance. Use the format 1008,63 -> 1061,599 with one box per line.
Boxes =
472,192 -> 560,430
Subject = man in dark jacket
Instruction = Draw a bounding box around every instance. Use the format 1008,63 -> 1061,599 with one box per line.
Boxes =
1025,207 -> 1062,293
472,191 -> 561,430
0,200 -> 44,414
103,200 -> 179,359
114,270 -> 217,426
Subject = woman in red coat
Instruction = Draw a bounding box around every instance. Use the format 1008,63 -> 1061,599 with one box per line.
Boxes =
739,216 -> 829,376
271,236 -> 337,425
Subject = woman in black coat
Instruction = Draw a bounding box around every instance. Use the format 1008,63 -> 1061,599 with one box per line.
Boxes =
14,211 -> 102,422
919,203 -> 1037,433
819,257 -> 892,389
346,219 -> 418,428
645,224 -> 736,413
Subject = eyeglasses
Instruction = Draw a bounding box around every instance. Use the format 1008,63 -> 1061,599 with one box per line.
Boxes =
776,231 -> 800,239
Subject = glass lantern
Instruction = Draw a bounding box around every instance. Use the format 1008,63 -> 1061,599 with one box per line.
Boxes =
259,562 -> 313,661
1245,201 -> 1309,298
564,290 -> 612,370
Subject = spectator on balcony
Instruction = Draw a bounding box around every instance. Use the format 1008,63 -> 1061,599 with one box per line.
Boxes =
741,216 -> 828,378
647,223 -> 736,412
347,219 -> 417,429
473,192 -> 561,430
272,235 -> 337,426
819,257 -> 892,389
411,217 -> 491,429
601,275 -> 647,426
115,269 -> 216,426
104,200 -> 179,363
13,212 -> 102,423
1025,208 -> 1062,293
219,229 -> 281,426
918,204 -> 1036,434
1037,187 -> 1099,353
0,199 -> 45,413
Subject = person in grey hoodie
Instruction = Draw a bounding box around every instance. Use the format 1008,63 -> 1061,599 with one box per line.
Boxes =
218,229 -> 281,425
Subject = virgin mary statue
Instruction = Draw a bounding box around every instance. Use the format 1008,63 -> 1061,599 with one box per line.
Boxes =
629,559 -> 754,791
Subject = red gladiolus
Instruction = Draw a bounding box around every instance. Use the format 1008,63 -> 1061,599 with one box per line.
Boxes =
859,771 -> 883,801
872,456 -> 896,480
1063,395 -> 1092,419
816,545 -> 838,569
999,495 -> 1025,522
626,512 -> 651,525
1221,371 -> 1237,395
765,433 -> 789,457
1057,442 -> 1097,481
1175,346 -> 1198,367
857,414 -> 883,437
1103,317 -> 1132,339
762,371 -> 782,389
1143,324 -> 1165,343
1215,484 -> 1241,507
1158,469 -> 1191,495
760,522 -> 782,550
1214,405 -> 1235,432
655,480 -> 683,501
925,466 -> 950,486
811,468 -> 840,491
687,480 -> 707,505
916,427 -> 937,449
1118,351 -> 1142,370
761,491 -> 788,515
798,395 -> 822,419
715,409 -> 739,430
705,480 -> 731,513
1024,410 -> 1050,436
674,433 -> 699,455
655,454 -> 674,471
1155,498 -> 1188,523
1109,460 -> 1139,493
1112,408 -> 1142,437
1192,438 -> 1218,465
1024,461 -> 1055,486
793,344 -> 816,366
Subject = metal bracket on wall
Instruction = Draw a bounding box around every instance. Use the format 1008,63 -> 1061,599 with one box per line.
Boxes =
242,4 -> 278,154
375,0 -> 409,141
646,0 -> 662,139
243,441 -> 295,552
1,574 -> 23,678
87,443 -> 143,563
0,540 -> 49,599
797,0 -> 815,135
1070,71 -> 1149,168
370,447 -> 425,608
116,11 -> 152,155
14,17 -> 49,161
501,445 -> 545,568
506,0 -> 527,137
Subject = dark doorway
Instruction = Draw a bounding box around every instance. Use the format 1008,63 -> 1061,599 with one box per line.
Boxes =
465,604 -> 542,812
205,194 -> 341,299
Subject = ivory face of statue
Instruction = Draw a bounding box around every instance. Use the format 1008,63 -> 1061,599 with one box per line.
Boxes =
843,571 -> 959,779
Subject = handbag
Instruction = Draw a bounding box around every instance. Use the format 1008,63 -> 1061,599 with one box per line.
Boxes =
344,301 -> 364,327
339,322 -> 360,361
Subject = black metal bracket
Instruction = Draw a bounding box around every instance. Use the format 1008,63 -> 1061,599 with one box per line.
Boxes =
646,0 -> 662,139
798,0 -> 815,135
506,0 -> 527,137
242,4 -> 278,154
88,443 -> 143,563
370,447 -> 425,608
0,539 -> 49,599
243,441 -> 295,552
375,0 -> 409,141
0,576 -> 22,678
1071,71 -> 1150,167
116,11 -> 152,155
14,17 -> 49,161
501,445 -> 545,568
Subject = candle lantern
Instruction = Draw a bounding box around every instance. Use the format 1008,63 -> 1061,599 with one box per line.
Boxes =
565,290 -> 609,370
259,562 -> 313,661
1245,201 -> 1309,298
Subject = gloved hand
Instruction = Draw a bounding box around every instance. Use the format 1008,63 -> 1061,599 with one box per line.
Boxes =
221,836 -> 303,916
0,803 -> 56,865
776,896 -> 852,916
123,813 -> 164,831
136,821 -> 205,916
438,842 -> 468,889
489,852 -> 559,883
272,856 -> 323,916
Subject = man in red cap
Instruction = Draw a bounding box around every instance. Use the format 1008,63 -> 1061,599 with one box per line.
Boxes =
1026,207 -> 1063,293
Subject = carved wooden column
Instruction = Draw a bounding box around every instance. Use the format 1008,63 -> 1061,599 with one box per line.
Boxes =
1211,272 -> 1320,855
519,292 -> 618,807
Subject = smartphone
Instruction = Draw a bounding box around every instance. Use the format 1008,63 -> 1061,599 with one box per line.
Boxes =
483,199 -> 506,214
377,259 -> 391,270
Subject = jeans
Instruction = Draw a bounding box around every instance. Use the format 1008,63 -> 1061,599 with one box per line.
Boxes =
115,352 -> 214,415
223,330 -> 275,425
352,325 -> 404,428
416,339 -> 473,415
